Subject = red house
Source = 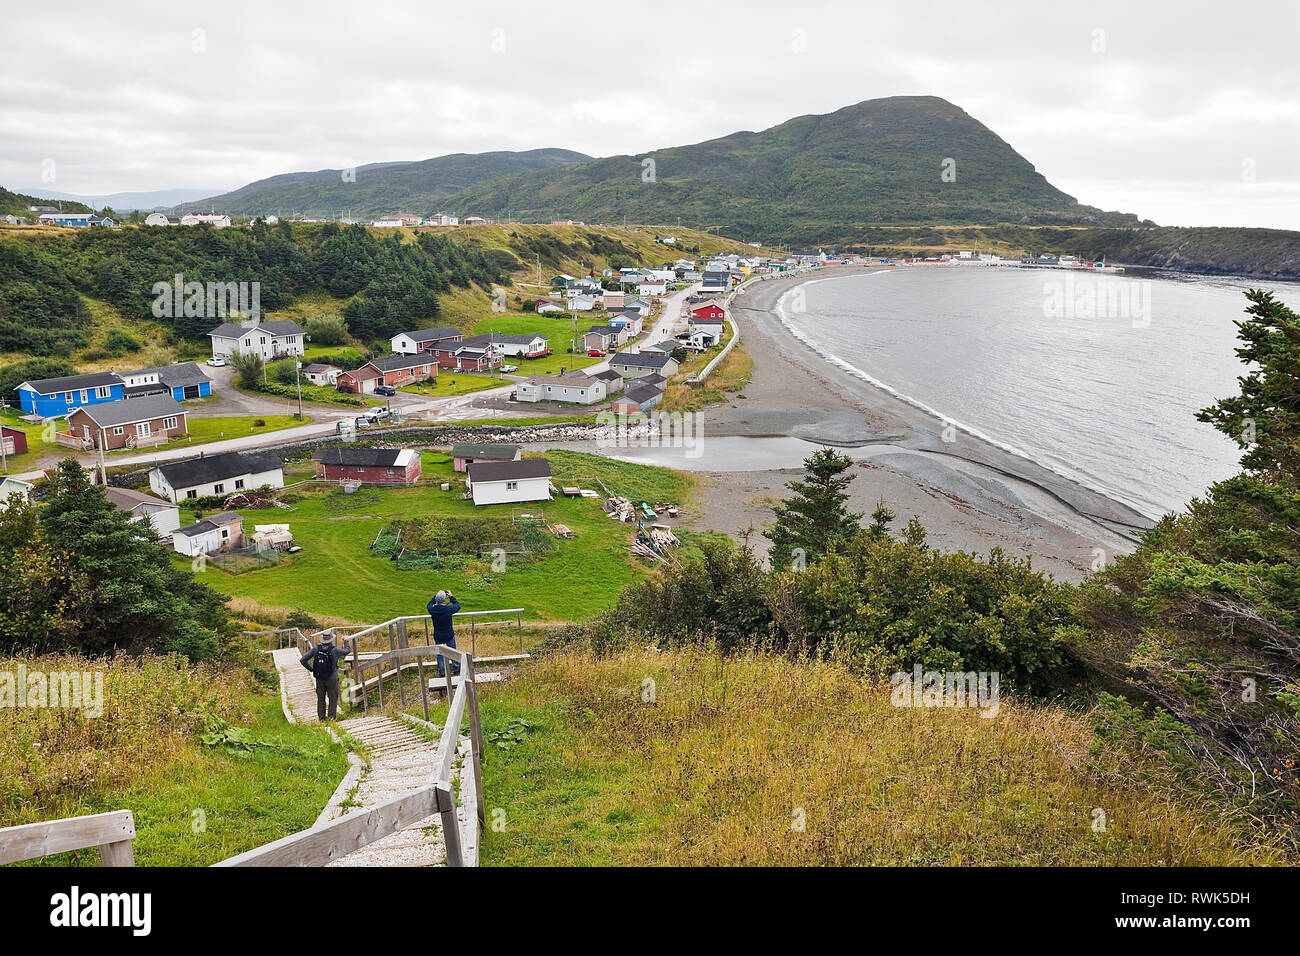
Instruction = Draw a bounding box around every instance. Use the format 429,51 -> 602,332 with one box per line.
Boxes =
313,447 -> 422,485
337,354 -> 438,393
690,301 -> 726,322
1,425 -> 28,457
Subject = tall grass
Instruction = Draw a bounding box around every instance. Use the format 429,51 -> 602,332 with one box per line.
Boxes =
0,652 -> 348,865
477,646 -> 1288,866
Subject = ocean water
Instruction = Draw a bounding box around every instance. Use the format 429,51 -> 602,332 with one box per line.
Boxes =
775,266 -> 1300,519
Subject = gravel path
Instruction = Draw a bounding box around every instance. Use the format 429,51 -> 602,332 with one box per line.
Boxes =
271,647 -> 465,867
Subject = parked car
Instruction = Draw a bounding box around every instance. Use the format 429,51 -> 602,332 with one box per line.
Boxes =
500,364 -> 518,373
206,357 -> 227,367
374,384 -> 396,396
354,416 -> 373,429
587,348 -> 605,357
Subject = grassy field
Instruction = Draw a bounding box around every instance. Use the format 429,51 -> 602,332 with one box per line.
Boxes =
399,373 -> 504,398
465,646 -> 1287,866
193,449 -> 695,624
470,313 -> 604,376
1,406 -> 68,473
108,414 -> 310,455
0,652 -> 349,865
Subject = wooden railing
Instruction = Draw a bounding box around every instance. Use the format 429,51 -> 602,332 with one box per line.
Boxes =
329,610 -> 525,715
0,810 -> 136,866
215,638 -> 483,867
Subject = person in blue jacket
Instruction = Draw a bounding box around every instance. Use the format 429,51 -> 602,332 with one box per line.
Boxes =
427,590 -> 462,678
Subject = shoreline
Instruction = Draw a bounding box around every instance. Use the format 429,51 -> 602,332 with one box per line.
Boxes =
680,265 -> 1159,582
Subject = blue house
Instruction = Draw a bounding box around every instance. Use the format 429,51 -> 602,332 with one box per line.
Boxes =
17,372 -> 125,417
118,363 -> 213,402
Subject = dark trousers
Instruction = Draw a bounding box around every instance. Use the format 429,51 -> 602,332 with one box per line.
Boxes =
436,634 -> 462,678
316,673 -> 340,721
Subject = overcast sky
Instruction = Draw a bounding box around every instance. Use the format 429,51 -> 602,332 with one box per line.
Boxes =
3,1 -> 1297,228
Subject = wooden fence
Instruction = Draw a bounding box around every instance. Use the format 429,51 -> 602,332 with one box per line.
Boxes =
320,609 -> 525,717
214,638 -> 483,867
0,810 -> 136,867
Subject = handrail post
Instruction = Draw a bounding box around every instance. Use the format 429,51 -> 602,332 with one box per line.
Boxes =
396,620 -> 408,708
438,782 -> 464,867
464,655 -> 486,826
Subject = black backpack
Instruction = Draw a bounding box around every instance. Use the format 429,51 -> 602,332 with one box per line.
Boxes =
311,646 -> 337,679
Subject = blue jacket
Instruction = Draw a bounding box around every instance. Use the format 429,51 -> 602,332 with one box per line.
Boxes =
427,595 -> 460,641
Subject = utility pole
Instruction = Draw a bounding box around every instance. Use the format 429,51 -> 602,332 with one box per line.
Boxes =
294,359 -> 304,419
0,399 -> 8,475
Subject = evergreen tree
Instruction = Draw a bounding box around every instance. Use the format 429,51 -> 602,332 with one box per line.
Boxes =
36,459 -> 230,659
765,447 -> 863,570
1196,289 -> 1300,483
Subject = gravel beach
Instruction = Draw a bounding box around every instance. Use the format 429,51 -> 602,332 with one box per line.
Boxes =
681,265 -> 1157,582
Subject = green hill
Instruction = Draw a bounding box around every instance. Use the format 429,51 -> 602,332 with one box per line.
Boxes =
0,186 -> 93,219
439,96 -> 1139,239
180,148 -> 592,218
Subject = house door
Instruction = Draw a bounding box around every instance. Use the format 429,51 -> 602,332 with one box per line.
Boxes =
82,425 -> 91,441
183,384 -> 200,399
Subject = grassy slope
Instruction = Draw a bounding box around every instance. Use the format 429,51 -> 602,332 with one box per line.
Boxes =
194,450 -> 694,624
0,652 -> 348,865
469,647 -> 1286,866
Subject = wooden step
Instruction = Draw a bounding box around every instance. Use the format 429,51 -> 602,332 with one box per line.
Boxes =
427,672 -> 504,693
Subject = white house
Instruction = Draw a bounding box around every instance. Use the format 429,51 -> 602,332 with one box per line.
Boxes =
103,486 -> 182,537
301,363 -> 342,386
466,458 -> 553,506
637,281 -> 668,297
208,319 -> 306,361
608,313 -> 644,337
515,372 -> 606,405
488,333 -> 548,358
171,511 -> 244,556
390,326 -> 460,354
180,213 -> 231,228
150,450 -> 285,503
0,476 -> 34,511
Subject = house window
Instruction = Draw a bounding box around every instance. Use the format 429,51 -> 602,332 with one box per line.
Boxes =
136,422 -> 151,437
214,483 -> 224,494
221,529 -> 229,539
186,490 -> 197,499
163,416 -> 178,429
81,390 -> 88,403
113,426 -> 124,436
260,336 -> 267,344
506,481 -> 518,490
64,391 -> 74,403
244,338 -> 252,347
96,386 -> 111,398
234,479 -> 245,490
386,468 -> 394,474
357,467 -> 365,473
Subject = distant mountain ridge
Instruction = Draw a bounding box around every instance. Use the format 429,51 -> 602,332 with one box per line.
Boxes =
439,96 -> 1138,237
182,148 -> 592,218
186,96 -> 1139,235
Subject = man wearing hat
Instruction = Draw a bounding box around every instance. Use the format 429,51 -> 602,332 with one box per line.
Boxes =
300,632 -> 348,721
426,590 -> 462,679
